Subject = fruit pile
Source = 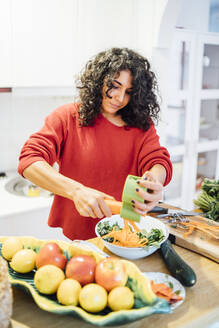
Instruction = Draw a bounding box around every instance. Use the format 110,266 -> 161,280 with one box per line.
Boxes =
1,237 -> 136,313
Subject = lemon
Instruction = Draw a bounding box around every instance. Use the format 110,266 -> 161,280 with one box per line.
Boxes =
108,286 -> 134,311
79,283 -> 107,313
34,264 -> 65,294
10,249 -> 36,273
1,237 -> 23,260
57,279 -> 81,306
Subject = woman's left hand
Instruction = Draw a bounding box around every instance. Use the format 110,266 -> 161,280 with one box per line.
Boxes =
132,171 -> 163,215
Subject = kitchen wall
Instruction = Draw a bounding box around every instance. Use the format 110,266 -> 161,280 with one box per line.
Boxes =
1,0 -> 215,174
176,0 -> 210,31
0,93 -> 73,172
1,0 -> 177,172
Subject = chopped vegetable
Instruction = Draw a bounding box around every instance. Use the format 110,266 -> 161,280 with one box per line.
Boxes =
201,178 -> 219,199
104,199 -> 122,214
193,178 -> 219,221
97,219 -> 165,248
150,280 -> 183,304
205,201 -> 219,221
180,220 -> 219,239
182,226 -> 194,238
97,221 -> 121,243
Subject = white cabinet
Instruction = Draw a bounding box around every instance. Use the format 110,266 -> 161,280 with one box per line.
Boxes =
11,0 -> 77,87
0,0 -> 12,86
0,0 -> 138,87
163,29 -> 219,210
1,0 -> 170,88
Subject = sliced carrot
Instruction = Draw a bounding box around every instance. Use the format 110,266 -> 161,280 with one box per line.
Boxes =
101,219 -> 148,247
151,280 -> 183,303
126,219 -> 141,233
187,220 -> 219,230
155,292 -> 170,301
180,220 -> 219,239
183,226 -> 195,238
151,281 -> 172,295
186,224 -> 219,238
123,219 -> 130,230
172,218 -> 219,239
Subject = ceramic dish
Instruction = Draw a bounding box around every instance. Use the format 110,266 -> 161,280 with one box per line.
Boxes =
95,215 -> 169,260
143,272 -> 186,310
0,236 -> 171,327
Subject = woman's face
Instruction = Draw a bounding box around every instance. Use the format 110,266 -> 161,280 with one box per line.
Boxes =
101,69 -> 133,116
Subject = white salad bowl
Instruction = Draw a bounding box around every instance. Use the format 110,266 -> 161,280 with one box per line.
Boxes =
95,215 -> 169,260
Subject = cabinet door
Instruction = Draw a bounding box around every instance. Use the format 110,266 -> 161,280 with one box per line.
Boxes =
196,99 -> 219,188
195,34 -> 219,186
165,30 -> 219,209
199,99 -> 219,143
164,31 -> 196,208
197,150 -> 219,180
0,0 -> 12,86
165,31 -> 196,147
202,43 -> 219,89
12,0 -> 77,87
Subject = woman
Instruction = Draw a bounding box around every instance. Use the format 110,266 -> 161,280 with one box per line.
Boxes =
18,47 -> 172,240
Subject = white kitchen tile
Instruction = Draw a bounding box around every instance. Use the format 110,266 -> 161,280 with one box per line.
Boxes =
0,93 -> 73,171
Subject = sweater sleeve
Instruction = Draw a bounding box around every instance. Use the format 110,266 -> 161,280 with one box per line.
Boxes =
17,105 -> 70,176
137,123 -> 172,186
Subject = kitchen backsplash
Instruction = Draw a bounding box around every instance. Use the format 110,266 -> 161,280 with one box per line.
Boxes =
0,92 -> 73,172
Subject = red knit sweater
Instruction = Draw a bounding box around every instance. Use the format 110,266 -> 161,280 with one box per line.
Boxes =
18,103 -> 172,240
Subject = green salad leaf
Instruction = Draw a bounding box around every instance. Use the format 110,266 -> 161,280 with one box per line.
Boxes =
97,221 -> 165,246
193,178 -> 219,221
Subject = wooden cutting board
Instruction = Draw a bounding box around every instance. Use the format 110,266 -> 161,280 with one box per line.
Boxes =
150,211 -> 219,263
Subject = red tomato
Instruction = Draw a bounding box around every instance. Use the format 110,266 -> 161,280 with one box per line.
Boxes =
36,242 -> 67,270
65,255 -> 96,286
95,257 -> 128,291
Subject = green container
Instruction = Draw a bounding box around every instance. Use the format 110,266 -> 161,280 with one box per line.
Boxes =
120,175 -> 147,222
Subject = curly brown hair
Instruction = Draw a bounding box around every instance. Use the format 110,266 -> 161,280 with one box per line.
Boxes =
76,47 -> 160,131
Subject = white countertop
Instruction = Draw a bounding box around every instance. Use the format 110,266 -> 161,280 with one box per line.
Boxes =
0,171 -> 53,217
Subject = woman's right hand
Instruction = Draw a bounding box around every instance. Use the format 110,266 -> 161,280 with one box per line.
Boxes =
23,161 -> 114,219
71,185 -> 114,219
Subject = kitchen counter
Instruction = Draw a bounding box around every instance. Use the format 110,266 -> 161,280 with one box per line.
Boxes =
0,172 -> 70,241
10,241 -> 219,328
0,171 -> 53,218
